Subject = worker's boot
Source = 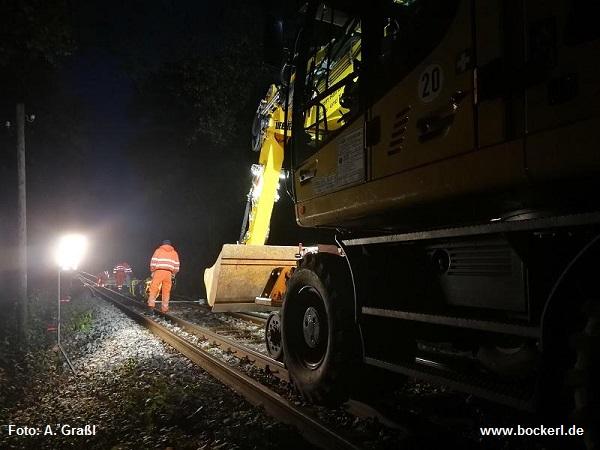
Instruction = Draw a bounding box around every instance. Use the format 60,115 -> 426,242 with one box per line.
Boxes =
160,299 -> 169,314
147,295 -> 156,310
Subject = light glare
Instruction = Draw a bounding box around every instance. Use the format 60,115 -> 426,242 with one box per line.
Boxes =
55,234 -> 87,270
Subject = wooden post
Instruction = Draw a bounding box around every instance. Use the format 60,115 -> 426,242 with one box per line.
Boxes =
16,102 -> 27,346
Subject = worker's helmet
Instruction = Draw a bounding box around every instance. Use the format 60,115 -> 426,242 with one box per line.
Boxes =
162,239 -> 172,245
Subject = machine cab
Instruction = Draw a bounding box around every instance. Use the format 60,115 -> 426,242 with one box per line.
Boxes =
289,0 -> 600,231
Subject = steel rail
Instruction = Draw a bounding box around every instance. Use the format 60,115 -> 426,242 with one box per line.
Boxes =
79,271 -> 533,412
79,271 -> 286,379
170,293 -> 201,303
158,310 -> 288,382
227,311 -> 268,325
80,278 -> 359,450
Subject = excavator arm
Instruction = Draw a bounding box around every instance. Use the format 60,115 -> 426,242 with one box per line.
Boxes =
242,84 -> 288,245
204,33 -> 361,312
203,84 -> 297,312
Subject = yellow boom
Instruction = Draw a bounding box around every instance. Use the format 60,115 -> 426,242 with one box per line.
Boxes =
204,36 -> 361,311
204,85 -> 297,311
243,84 -> 288,245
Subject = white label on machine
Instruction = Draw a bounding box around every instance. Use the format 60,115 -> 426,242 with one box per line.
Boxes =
313,173 -> 337,194
336,126 -> 364,187
312,126 -> 364,196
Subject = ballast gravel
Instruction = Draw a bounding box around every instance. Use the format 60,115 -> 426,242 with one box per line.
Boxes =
0,290 -> 315,450
169,305 -> 268,355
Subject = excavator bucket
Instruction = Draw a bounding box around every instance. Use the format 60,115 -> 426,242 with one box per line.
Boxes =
204,244 -> 297,312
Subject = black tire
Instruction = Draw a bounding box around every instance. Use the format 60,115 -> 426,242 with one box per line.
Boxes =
282,253 -> 360,405
539,245 -> 600,450
569,300 -> 600,449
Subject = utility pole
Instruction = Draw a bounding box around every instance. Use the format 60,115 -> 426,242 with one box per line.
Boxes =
16,102 -> 27,347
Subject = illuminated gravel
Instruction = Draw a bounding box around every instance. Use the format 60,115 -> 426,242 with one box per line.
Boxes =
1,290 -> 314,450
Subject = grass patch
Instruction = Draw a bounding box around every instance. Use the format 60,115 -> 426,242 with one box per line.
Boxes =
69,310 -> 93,332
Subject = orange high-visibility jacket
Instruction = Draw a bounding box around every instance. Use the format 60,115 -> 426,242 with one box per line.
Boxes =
150,244 -> 180,274
97,270 -> 109,283
113,262 -> 132,274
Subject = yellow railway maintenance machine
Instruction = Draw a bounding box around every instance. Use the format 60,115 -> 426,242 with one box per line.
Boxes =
207,1 -> 600,444
204,84 -> 299,313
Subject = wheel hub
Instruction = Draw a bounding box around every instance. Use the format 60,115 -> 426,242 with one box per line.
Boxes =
303,306 -> 321,348
267,317 -> 281,349
265,312 -> 283,360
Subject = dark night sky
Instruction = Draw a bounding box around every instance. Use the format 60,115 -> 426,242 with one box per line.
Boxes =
1,0 -> 317,297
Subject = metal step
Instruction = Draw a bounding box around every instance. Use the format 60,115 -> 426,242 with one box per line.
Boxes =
362,306 -> 539,337
344,211 -> 600,246
364,355 -> 535,411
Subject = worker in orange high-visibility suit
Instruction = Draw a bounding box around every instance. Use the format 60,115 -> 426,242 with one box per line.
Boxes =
147,240 -> 180,313
113,262 -> 132,290
97,270 -> 109,287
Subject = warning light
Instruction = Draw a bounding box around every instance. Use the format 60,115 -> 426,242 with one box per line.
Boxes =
55,234 -> 87,271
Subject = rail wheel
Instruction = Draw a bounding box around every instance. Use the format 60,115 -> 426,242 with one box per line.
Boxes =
282,253 -> 359,405
265,311 -> 284,361
477,342 -> 539,378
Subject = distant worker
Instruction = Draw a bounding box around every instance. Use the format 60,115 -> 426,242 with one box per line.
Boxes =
113,261 -> 132,290
125,266 -> 133,287
148,240 -> 180,313
96,270 -> 109,287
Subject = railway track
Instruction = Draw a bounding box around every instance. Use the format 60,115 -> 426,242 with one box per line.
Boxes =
155,306 -> 287,381
78,272 -> 359,450
162,288 -> 532,411
227,311 -> 268,325
78,271 -> 548,449
83,273 -> 537,412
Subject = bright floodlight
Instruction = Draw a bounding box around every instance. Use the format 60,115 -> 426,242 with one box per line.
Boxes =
55,234 -> 88,270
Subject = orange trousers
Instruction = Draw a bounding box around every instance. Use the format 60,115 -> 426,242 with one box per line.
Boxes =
148,269 -> 172,311
115,271 -> 126,287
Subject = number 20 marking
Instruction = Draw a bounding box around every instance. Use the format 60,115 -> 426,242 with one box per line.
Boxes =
418,64 -> 444,103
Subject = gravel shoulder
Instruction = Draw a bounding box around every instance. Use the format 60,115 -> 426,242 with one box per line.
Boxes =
0,290 -> 315,450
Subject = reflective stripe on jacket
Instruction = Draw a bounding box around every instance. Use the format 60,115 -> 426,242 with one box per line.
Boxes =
113,262 -> 132,273
150,245 -> 180,274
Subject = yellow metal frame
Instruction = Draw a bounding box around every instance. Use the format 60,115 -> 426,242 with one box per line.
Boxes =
243,85 -> 289,245
304,37 -> 361,138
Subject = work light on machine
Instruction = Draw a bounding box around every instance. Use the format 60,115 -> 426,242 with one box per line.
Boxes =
250,164 -> 265,202
55,234 -> 88,271
250,163 -> 264,177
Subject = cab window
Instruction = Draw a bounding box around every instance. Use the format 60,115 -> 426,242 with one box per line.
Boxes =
294,4 -> 362,164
